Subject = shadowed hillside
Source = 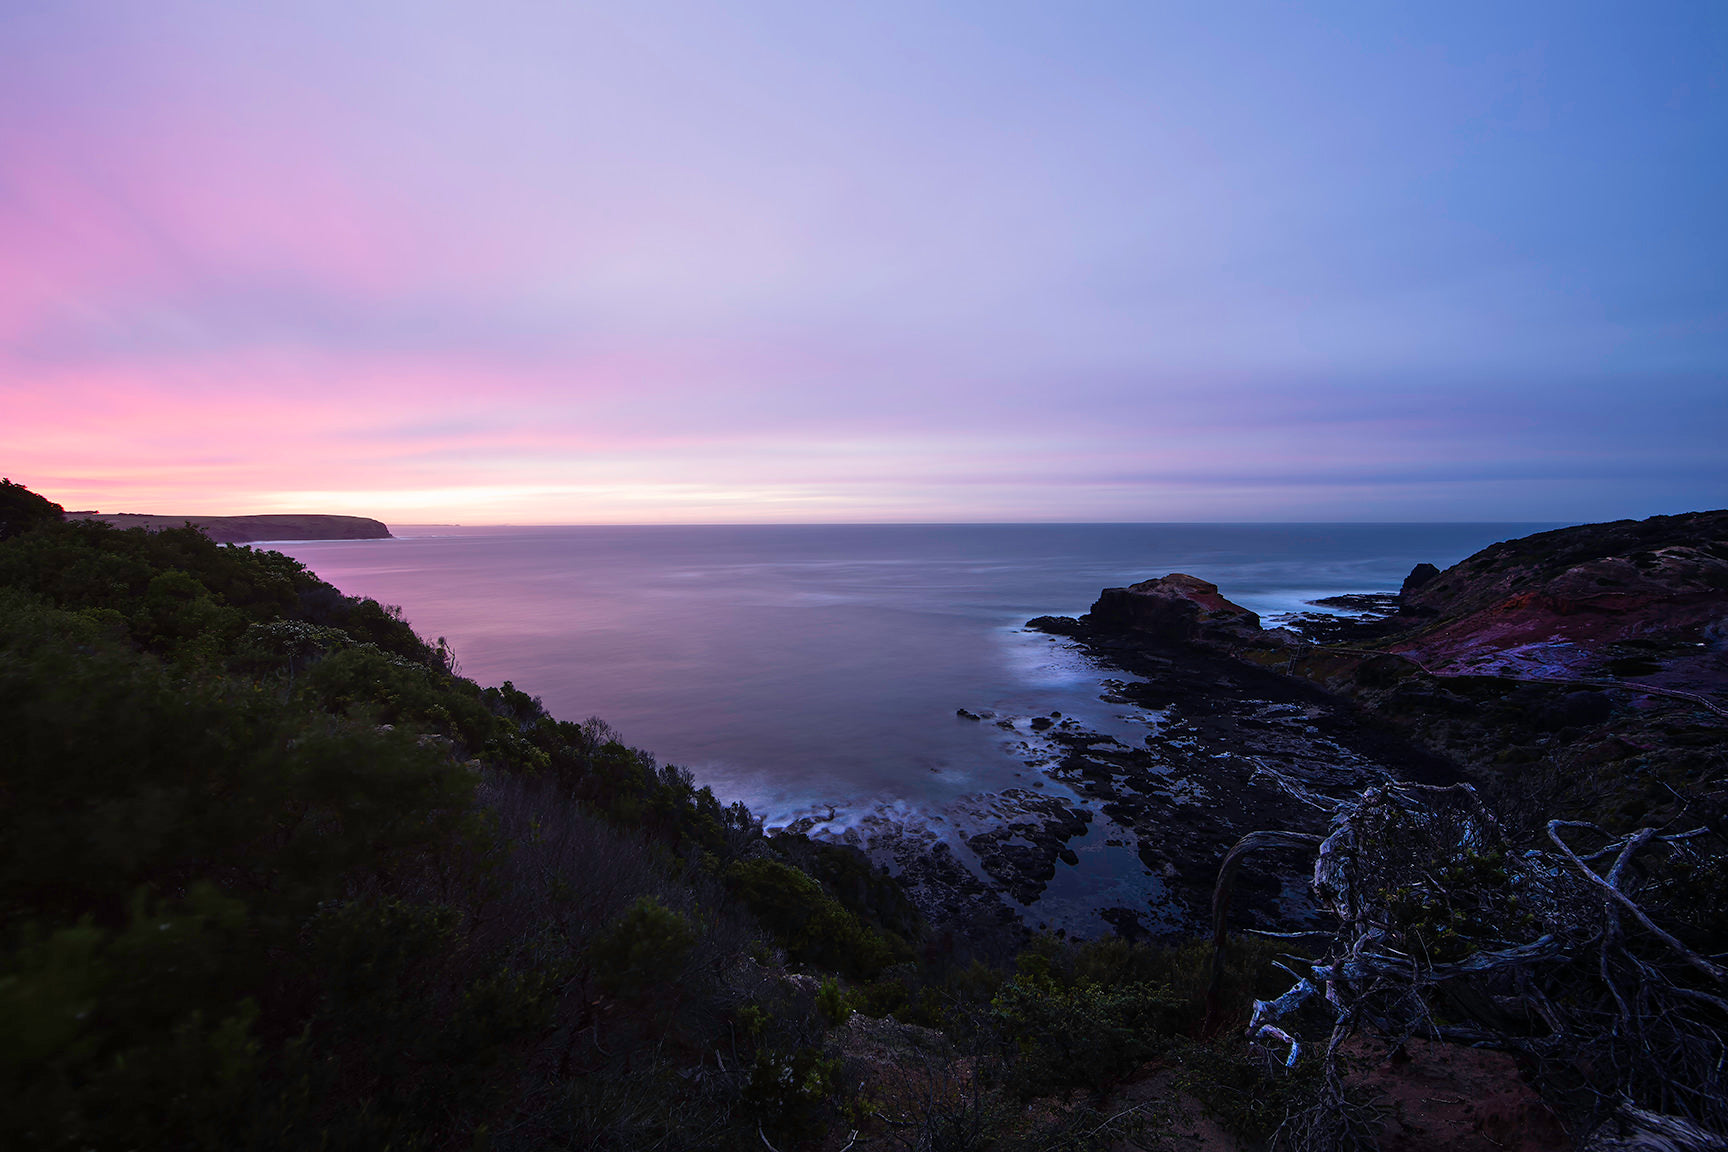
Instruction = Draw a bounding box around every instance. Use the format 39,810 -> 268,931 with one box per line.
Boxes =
0,483 -> 1308,1152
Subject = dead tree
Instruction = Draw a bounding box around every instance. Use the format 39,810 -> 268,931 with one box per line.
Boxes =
1213,782 -> 1728,1151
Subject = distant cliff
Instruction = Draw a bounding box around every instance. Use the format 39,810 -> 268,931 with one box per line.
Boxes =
67,511 -> 393,543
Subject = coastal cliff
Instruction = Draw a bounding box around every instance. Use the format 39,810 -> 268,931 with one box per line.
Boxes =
1388,510 -> 1728,684
1033,509 -> 1727,826
1026,510 -> 1728,1148
65,511 -> 393,543
1294,512 -> 1726,831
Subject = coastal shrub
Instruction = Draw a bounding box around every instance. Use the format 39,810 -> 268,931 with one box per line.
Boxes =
999,933 -> 1300,1056
1378,846 -> 1532,965
589,896 -> 697,998
769,832 -> 924,943
0,487 -> 1008,1150
990,974 -> 1182,1095
306,897 -> 464,1038
1653,846 -> 1728,955
300,641 -> 459,728
0,522 -> 288,629
294,895 -> 565,1134
234,618 -> 354,673
0,582 -> 512,1147
849,973 -> 955,1030
725,858 -> 902,978
743,1045 -> 846,1146
0,885 -> 263,1150
816,976 -> 853,1025
1174,1038 -> 1329,1145
0,517 -> 439,674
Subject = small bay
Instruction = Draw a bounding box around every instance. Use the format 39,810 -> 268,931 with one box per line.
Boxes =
271,523 -> 1554,827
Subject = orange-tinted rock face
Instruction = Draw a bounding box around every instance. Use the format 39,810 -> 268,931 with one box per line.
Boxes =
1085,572 -> 1263,645
1387,513 -> 1728,685
1401,513 -> 1728,621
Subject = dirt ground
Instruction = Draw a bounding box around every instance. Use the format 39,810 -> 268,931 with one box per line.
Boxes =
819,1022 -> 1571,1152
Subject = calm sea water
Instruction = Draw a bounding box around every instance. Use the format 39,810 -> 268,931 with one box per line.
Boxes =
272,523 -> 1554,825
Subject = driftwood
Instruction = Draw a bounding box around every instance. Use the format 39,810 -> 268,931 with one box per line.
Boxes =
1211,783 -> 1728,1151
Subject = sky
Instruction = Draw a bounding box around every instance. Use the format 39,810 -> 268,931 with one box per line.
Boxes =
1,1 -> 1724,524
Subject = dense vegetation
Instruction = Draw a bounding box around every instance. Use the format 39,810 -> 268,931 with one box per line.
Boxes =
0,484 -> 1304,1151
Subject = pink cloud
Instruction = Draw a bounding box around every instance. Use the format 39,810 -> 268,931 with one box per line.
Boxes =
1,5 -> 1720,523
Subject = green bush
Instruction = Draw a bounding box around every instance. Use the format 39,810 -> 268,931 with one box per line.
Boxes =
816,976 -> 853,1026
743,1045 -> 845,1146
0,486 -> 955,1149
990,974 -> 1182,1095
1173,1036 -> 1335,1145
589,897 -> 697,997
725,858 -> 904,978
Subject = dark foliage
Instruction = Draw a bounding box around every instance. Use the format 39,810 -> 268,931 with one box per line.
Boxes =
0,483 -> 1362,1151
0,479 -> 63,541
0,498 -> 834,1149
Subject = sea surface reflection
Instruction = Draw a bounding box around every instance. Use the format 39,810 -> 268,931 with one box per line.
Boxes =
272,523 -> 1553,823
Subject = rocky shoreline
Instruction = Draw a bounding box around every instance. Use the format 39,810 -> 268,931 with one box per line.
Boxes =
795,511 -> 1728,947
793,585 -> 1462,943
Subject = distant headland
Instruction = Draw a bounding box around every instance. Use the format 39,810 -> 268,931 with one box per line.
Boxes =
63,511 -> 393,543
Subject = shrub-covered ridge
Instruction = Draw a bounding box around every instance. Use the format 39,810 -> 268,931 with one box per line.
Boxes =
0,487 -> 1435,1150
0,505 -> 918,1148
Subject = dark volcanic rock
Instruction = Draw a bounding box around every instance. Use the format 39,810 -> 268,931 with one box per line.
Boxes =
925,512 -> 1727,942
1273,511 -> 1728,836
1085,573 -> 1266,646
966,511 -> 1728,944
1277,593 -> 1406,646
1047,643 -> 1461,929
1402,511 -> 1728,622
1025,614 -> 1085,637
1390,510 -> 1728,684
1400,562 -> 1442,600
995,614 -> 1468,931
962,791 -> 1091,906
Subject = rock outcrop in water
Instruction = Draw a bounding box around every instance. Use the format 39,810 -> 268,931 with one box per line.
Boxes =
1008,510 -> 1728,935
1045,512 -> 1728,706
1083,573 -> 1266,645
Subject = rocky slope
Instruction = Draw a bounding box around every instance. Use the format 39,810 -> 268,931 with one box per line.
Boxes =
1388,510 -> 1728,688
1009,512 -> 1728,1149
1041,509 -> 1728,840
763,514 -> 1728,948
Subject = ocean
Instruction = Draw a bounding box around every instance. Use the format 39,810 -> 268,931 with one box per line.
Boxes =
270,523 -> 1555,830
